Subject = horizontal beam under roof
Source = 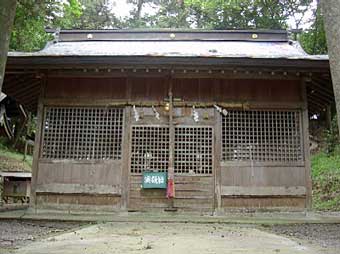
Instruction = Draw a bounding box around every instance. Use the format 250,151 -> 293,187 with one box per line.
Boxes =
46,29 -> 289,42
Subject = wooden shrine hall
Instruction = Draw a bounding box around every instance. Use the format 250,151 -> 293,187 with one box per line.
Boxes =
2,29 -> 334,213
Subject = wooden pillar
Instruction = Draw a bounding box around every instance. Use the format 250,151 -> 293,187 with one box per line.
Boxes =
301,78 -> 313,210
121,106 -> 131,210
30,77 -> 46,210
326,104 -> 332,130
0,175 -> 3,206
168,77 -> 175,209
214,109 -> 222,214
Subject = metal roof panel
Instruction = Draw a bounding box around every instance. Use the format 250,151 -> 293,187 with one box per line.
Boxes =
8,40 -> 328,60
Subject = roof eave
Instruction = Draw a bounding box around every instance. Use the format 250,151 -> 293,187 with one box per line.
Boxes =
6,55 -> 330,72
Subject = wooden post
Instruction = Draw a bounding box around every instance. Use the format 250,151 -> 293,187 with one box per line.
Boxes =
0,175 -> 3,206
326,104 -> 332,130
301,78 -> 313,210
30,78 -> 45,211
121,106 -> 131,210
23,140 -> 27,162
167,77 -> 176,209
214,109 -> 222,214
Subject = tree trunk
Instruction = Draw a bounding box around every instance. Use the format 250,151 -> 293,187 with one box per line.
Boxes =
0,0 -> 17,94
135,0 -> 144,20
321,0 -> 340,135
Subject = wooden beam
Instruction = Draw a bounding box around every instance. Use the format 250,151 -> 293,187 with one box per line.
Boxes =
2,75 -> 34,94
307,92 -> 333,106
30,79 -> 45,209
313,76 -> 334,88
301,78 -> 312,210
221,186 -> 306,196
307,95 -> 327,108
310,80 -> 334,99
36,183 -> 121,195
8,81 -> 41,99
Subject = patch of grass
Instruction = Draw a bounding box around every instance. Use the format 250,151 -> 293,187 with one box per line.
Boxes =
0,137 -> 32,171
311,147 -> 340,211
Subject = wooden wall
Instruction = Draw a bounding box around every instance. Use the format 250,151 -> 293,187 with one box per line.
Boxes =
44,77 -> 302,104
129,176 -> 214,212
32,75 -> 308,211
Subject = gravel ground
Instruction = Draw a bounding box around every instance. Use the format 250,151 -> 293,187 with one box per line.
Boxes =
7,222 -> 320,254
0,220 -> 85,253
263,223 -> 340,253
1,220 -> 340,253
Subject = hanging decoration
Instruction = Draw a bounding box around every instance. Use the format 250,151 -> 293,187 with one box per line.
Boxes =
133,105 -> 140,122
192,106 -> 199,122
214,104 -> 228,116
152,105 -> 160,120
166,178 -> 175,198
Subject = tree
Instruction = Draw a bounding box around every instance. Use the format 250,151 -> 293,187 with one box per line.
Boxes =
10,0 -> 125,52
0,1 -> 17,206
10,0 -> 84,52
55,0 -> 121,29
10,1 -> 51,52
299,1 -> 327,55
0,0 -> 17,94
184,0 -> 312,30
321,0 -> 340,136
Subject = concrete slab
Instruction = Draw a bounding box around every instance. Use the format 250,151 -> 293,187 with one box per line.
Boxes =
13,222 -> 319,254
1,209 -> 340,225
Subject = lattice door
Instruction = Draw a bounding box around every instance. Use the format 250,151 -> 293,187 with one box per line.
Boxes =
129,118 -> 215,211
130,125 -> 170,174
130,125 -> 213,175
174,126 -> 213,175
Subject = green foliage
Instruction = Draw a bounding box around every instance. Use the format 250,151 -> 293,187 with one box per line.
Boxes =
122,0 -> 314,30
10,0 -> 325,53
58,0 -> 122,29
299,3 -> 328,54
10,1 -> 51,51
0,137 -> 32,169
10,0 -> 84,52
323,117 -> 339,154
26,113 -> 37,138
185,0 -> 290,29
311,150 -> 340,178
311,147 -> 340,211
311,115 -> 340,211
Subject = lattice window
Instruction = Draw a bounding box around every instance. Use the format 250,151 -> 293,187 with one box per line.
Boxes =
222,110 -> 302,162
130,126 -> 169,174
42,107 -> 123,160
175,126 -> 213,174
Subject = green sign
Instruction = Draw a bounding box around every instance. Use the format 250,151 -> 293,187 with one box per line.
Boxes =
142,171 -> 167,189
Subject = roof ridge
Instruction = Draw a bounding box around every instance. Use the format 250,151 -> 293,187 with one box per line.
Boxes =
46,29 -> 289,43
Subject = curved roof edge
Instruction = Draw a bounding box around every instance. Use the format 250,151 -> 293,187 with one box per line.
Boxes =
7,29 -> 329,62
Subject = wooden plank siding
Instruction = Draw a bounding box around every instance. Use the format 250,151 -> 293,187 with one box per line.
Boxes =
44,77 -> 302,104
32,75 -> 308,211
128,175 -> 214,212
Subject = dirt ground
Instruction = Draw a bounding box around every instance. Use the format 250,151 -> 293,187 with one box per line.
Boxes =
0,220 -> 85,253
1,220 -> 340,254
265,223 -> 340,253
